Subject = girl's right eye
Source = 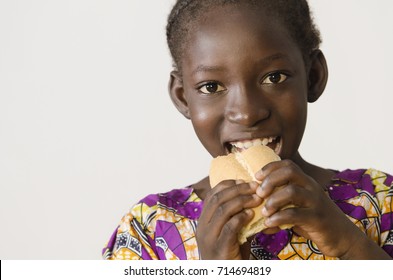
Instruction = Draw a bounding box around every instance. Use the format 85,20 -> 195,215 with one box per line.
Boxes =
198,82 -> 226,94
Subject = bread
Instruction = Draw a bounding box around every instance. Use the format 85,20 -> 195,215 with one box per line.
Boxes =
209,145 -> 291,244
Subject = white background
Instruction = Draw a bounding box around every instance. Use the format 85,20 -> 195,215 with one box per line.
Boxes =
0,0 -> 392,259
2,260 -> 390,280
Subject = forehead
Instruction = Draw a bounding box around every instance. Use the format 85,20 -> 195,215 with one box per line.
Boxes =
181,4 -> 302,74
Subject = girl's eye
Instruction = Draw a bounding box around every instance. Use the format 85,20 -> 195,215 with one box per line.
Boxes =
262,72 -> 288,84
198,82 -> 226,94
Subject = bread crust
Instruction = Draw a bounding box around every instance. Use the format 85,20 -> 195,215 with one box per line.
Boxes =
209,145 -> 281,244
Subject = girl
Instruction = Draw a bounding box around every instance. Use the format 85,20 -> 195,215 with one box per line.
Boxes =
103,0 -> 393,260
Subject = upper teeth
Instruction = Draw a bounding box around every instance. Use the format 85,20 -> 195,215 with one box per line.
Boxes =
231,137 -> 276,149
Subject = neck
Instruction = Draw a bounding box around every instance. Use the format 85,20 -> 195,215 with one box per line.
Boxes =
292,152 -> 336,188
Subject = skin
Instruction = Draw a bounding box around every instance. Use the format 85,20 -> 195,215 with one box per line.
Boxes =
169,4 -> 391,260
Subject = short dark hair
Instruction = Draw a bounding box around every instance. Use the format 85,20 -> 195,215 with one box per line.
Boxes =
166,0 -> 322,71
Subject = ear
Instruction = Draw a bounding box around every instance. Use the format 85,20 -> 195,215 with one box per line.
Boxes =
307,49 -> 328,103
168,70 -> 191,119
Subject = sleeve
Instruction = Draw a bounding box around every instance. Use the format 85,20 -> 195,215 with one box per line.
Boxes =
102,204 -> 160,260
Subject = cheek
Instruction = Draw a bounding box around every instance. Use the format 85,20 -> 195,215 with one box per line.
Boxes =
190,108 -> 220,141
284,97 -> 308,136
189,104 -> 223,154
188,97 -> 222,129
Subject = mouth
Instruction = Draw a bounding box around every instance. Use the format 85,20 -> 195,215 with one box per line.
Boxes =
225,136 -> 282,155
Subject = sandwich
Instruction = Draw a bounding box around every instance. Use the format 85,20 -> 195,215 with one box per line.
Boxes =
209,145 -> 292,244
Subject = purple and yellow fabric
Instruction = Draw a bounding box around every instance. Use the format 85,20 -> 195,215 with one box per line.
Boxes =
103,169 -> 393,260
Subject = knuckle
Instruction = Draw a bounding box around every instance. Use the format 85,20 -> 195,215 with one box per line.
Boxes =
222,222 -> 236,235
282,160 -> 298,174
281,159 -> 293,167
240,194 -> 258,210
284,184 -> 297,197
283,207 -> 297,219
234,182 -> 251,194
241,193 -> 252,204
287,165 -> 297,175
209,192 -> 222,204
232,184 -> 243,195
216,205 -> 225,216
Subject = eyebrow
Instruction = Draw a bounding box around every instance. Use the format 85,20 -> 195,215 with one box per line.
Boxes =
191,53 -> 290,76
257,53 -> 290,67
191,65 -> 226,76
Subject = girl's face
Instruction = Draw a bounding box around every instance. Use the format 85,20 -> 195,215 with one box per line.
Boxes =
171,5 -> 313,161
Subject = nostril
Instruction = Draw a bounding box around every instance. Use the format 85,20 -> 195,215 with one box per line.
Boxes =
225,86 -> 271,126
226,107 -> 271,127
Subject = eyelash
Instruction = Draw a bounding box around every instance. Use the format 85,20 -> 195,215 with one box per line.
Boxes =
261,72 -> 289,85
197,82 -> 226,95
197,72 -> 289,94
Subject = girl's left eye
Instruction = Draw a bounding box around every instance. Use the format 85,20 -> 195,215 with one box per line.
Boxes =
198,82 -> 226,94
262,72 -> 288,84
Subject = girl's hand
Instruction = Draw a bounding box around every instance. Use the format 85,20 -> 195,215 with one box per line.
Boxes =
196,180 -> 262,259
255,160 -> 388,259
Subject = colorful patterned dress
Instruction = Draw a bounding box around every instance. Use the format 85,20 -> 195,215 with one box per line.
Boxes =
102,169 -> 393,260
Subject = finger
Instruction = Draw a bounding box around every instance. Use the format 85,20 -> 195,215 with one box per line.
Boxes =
201,180 -> 239,223
263,207 -> 314,229
255,160 -> 284,180
262,184 -> 312,217
217,209 -> 254,247
207,180 -> 258,202
208,179 -> 237,195
256,160 -> 306,198
202,181 -> 259,221
261,227 -> 282,235
208,193 -> 262,233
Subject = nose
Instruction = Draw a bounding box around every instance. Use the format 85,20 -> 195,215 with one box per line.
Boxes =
225,85 -> 271,127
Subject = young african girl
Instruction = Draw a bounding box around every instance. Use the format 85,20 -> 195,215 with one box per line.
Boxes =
103,0 -> 393,260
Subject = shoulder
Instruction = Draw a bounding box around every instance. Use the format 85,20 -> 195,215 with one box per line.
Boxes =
330,168 -> 393,194
328,168 -> 393,220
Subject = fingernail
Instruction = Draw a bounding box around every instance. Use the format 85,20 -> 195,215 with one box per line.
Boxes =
256,183 -> 265,197
261,207 -> 269,216
255,169 -> 266,181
